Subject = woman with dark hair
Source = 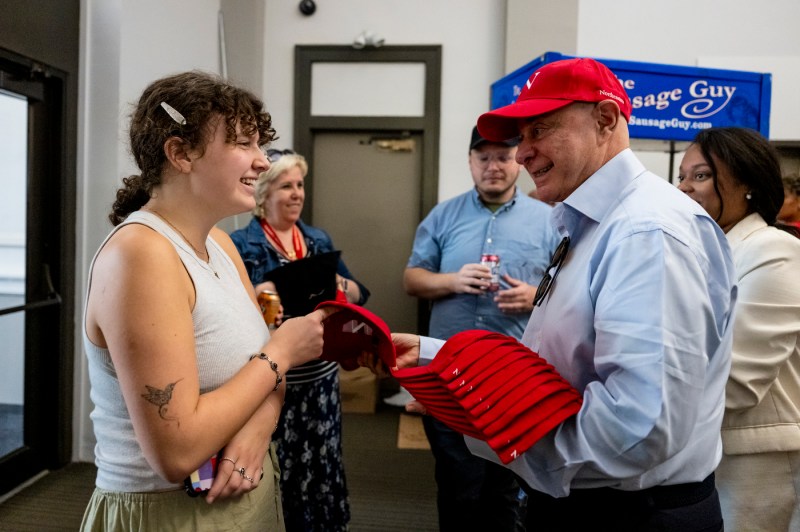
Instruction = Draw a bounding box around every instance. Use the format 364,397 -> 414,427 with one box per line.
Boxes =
678,127 -> 800,531
81,71 -> 332,531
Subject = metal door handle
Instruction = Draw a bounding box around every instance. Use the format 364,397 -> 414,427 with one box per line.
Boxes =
0,263 -> 61,317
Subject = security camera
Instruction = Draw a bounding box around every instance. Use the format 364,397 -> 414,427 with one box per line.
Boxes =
299,0 -> 316,16
352,30 -> 385,49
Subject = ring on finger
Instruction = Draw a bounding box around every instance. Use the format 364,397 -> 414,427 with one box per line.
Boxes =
242,473 -> 255,483
220,457 -> 237,467
238,467 -> 246,477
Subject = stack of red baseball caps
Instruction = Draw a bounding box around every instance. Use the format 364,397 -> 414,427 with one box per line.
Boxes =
316,300 -> 582,464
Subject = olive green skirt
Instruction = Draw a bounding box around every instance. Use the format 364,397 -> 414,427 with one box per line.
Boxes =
80,444 -> 284,532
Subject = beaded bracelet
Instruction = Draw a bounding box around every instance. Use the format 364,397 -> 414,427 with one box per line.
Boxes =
265,401 -> 281,433
250,352 -> 283,391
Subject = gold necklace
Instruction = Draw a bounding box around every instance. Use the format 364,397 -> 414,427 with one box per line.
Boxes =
147,209 -> 220,279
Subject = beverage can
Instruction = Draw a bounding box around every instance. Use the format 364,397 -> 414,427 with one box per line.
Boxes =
257,290 -> 281,328
480,253 -> 500,292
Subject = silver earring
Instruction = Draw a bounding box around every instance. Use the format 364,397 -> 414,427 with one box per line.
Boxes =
746,192 -> 752,200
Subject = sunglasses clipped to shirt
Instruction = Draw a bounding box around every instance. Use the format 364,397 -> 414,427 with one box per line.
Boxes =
266,148 -> 295,163
533,236 -> 570,308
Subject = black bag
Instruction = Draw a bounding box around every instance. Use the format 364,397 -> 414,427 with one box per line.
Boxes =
264,250 -> 341,318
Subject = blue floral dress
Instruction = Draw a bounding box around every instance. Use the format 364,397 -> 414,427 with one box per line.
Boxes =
231,217 -> 370,532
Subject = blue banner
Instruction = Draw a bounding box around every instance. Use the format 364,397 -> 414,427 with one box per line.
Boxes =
490,52 -> 771,141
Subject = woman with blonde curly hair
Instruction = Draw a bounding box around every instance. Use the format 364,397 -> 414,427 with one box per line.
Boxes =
231,149 -> 369,532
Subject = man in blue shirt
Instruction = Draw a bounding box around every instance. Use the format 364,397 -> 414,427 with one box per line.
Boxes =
403,126 -> 558,531
384,58 -> 736,531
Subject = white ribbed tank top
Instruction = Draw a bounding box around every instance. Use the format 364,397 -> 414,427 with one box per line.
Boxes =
83,210 -> 269,491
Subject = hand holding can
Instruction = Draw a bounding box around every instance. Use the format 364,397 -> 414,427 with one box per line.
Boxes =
257,290 -> 281,330
480,254 -> 501,292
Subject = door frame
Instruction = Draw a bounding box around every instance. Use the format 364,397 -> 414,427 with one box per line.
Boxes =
293,45 -> 441,334
293,45 -> 441,224
0,46 -> 74,496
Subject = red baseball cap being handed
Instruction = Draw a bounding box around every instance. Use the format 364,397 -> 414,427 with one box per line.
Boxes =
314,301 -> 583,464
477,57 -> 632,142
316,300 -> 396,371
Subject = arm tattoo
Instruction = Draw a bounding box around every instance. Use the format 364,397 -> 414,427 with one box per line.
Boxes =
141,379 -> 182,420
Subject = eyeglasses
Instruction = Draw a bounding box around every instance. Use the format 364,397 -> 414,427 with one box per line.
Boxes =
265,148 -> 295,163
533,236 -> 570,308
471,153 -> 516,167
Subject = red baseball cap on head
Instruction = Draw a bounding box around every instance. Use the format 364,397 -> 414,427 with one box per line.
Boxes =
477,57 -> 632,142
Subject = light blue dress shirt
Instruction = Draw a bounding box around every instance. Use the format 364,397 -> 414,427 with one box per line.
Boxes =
408,187 -> 559,341
422,149 -> 737,497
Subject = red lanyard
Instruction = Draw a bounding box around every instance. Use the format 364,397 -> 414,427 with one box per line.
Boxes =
259,218 -> 304,260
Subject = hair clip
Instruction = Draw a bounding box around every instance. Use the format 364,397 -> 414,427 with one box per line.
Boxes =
265,148 -> 296,162
160,102 -> 187,126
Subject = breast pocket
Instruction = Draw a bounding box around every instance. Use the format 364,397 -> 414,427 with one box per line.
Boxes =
500,258 -> 548,287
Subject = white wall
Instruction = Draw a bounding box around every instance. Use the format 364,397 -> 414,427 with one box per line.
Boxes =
576,0 -> 798,66
76,0 -> 224,461
117,0 -> 222,182
505,0 -> 578,72
261,0 -> 507,202
575,0 -> 800,142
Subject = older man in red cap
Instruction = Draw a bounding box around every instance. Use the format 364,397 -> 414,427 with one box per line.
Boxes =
372,57 -> 737,531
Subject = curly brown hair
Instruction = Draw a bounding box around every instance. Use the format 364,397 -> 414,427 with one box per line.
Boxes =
109,71 -> 276,225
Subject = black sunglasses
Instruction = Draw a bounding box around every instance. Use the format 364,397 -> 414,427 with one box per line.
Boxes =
266,148 -> 295,163
533,236 -> 570,308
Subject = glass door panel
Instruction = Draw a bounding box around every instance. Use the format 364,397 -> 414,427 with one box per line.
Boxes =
0,91 -> 27,460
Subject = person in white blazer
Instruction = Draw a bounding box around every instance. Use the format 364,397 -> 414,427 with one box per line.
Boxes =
678,127 -> 800,532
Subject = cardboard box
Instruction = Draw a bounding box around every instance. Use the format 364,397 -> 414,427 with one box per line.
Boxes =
339,366 -> 378,413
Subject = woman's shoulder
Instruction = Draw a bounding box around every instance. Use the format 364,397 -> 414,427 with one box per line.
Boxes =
732,220 -> 800,277
92,222 -> 191,298
739,221 -> 800,253
107,220 -> 177,259
211,226 -> 239,257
